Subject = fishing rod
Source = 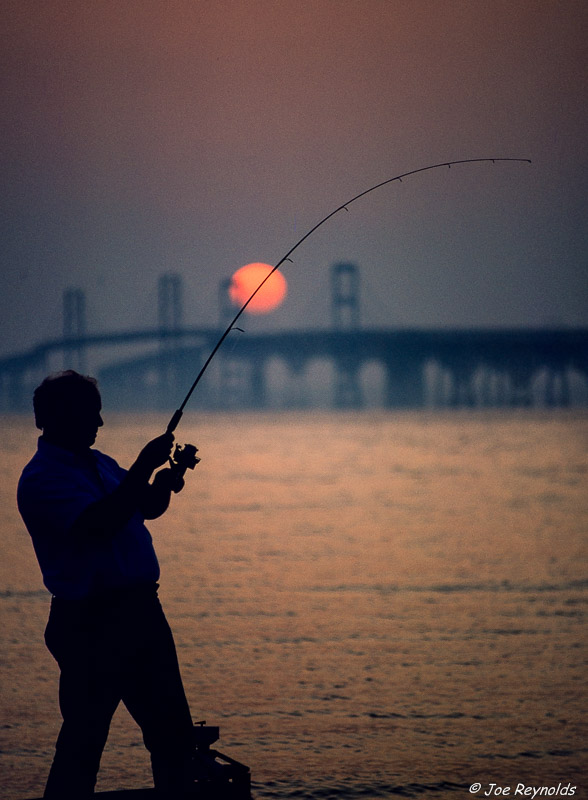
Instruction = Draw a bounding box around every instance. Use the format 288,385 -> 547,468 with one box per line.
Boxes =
166,156 -> 531,434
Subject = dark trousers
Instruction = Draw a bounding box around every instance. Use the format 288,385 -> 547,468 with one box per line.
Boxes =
43,584 -> 194,798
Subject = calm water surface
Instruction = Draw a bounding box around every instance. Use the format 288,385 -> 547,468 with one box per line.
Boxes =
1,411 -> 586,799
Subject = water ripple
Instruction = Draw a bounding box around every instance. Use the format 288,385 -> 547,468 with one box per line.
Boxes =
305,579 -> 588,595
253,779 -> 470,799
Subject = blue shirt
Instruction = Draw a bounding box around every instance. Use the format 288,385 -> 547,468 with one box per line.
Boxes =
17,438 -> 160,599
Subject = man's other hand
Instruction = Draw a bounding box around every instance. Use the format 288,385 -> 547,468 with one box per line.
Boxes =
153,467 -> 185,495
136,433 -> 174,473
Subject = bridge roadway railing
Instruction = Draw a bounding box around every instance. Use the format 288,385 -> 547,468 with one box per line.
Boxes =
0,328 -> 219,412
1,327 -> 587,411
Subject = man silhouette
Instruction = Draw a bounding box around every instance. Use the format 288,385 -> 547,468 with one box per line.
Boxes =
17,371 -> 196,798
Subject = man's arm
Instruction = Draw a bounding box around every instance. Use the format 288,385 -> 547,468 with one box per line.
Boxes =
70,433 -> 176,538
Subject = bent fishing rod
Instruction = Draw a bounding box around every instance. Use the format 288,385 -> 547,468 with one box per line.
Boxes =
166,156 -> 531,434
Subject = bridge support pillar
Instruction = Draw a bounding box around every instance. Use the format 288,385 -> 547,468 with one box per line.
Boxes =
384,359 -> 424,408
508,368 -> 534,407
218,357 -> 248,408
447,366 -> 476,407
334,357 -> 362,409
477,367 -> 494,407
281,354 -> 310,408
545,368 -> 570,407
251,358 -> 267,408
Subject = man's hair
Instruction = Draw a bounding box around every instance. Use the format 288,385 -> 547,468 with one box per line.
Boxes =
33,371 -> 100,430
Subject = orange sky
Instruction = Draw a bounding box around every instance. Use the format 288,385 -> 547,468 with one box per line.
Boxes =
1,0 -> 586,353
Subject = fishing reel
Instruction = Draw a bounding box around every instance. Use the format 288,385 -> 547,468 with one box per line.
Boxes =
169,442 -> 200,483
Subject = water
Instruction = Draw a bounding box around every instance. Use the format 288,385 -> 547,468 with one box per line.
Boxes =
1,411 -> 586,799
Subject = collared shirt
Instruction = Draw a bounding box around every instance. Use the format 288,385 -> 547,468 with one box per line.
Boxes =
17,438 -> 160,599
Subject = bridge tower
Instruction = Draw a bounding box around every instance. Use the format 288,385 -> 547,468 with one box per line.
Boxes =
331,262 -> 360,330
217,278 -> 257,407
63,288 -> 86,372
157,273 -> 183,407
218,277 -> 234,327
331,263 -> 362,408
158,273 -> 183,333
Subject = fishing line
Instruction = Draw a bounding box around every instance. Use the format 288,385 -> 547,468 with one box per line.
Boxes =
166,156 -> 531,433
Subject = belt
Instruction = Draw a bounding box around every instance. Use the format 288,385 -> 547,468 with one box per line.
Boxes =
52,581 -> 159,608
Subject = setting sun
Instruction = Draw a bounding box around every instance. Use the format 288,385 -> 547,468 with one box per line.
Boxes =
229,262 -> 288,314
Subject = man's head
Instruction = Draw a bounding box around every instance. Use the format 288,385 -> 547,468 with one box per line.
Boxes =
33,371 -> 103,451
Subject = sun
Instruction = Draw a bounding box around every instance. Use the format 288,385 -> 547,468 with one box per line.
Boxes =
229,262 -> 288,314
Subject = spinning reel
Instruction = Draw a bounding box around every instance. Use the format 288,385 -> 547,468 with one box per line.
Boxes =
169,443 -> 200,483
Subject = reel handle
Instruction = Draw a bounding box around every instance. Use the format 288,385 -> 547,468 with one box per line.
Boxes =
169,443 -> 200,482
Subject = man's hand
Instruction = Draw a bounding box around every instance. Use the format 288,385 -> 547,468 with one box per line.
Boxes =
153,467 -> 185,495
136,433 -> 175,474
140,466 -> 184,519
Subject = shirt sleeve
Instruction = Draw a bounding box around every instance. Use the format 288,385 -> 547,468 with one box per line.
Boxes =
18,466 -> 101,542
17,463 -> 106,593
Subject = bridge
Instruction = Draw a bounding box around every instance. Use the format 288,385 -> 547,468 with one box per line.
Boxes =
1,267 -> 587,411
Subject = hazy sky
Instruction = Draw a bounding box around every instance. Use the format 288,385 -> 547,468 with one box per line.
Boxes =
2,0 -> 587,357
